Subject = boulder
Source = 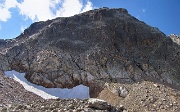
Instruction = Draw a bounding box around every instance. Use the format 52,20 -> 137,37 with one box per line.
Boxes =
88,98 -> 111,110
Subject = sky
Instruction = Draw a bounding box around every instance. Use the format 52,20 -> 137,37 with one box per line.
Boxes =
0,0 -> 180,39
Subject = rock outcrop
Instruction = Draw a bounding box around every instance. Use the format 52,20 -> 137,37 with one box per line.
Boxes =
0,7 -> 180,111
0,71 -> 125,111
169,34 -> 180,45
1,7 -> 180,92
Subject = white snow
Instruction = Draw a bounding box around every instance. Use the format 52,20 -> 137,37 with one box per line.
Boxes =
4,70 -> 89,99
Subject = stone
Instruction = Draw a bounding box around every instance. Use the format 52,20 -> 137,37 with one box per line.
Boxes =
123,110 -> 128,112
88,98 -> 111,110
1,107 -> 7,112
67,104 -> 74,109
119,86 -> 129,98
14,105 -> 25,110
107,84 -> 129,98
24,110 -> 30,112
153,84 -> 160,88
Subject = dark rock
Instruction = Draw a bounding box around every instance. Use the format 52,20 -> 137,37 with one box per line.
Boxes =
0,8 -> 179,98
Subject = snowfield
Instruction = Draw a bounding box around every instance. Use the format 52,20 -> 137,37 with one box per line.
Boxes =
4,70 -> 89,99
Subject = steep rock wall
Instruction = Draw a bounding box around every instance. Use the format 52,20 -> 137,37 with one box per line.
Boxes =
0,8 -> 180,97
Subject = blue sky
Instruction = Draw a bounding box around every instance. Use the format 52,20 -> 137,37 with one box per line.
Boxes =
0,0 -> 179,39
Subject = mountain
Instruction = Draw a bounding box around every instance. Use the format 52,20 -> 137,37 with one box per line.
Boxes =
0,7 -> 180,111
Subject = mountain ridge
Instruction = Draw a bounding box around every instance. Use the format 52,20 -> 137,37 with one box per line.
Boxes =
0,7 -> 180,88
0,7 -> 180,111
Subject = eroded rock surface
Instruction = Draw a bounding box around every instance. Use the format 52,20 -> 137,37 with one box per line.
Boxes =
0,71 -> 125,112
0,8 -> 179,90
169,34 -> 180,45
0,7 -> 180,111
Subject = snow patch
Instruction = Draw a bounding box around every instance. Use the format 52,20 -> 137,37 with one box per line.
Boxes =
4,70 -> 89,99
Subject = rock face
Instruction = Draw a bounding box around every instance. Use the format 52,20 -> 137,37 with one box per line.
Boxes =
169,34 -> 180,45
0,71 -> 125,111
0,7 -> 180,98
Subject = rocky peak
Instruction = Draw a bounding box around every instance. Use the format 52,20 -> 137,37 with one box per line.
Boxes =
16,20 -> 53,40
79,7 -> 129,18
0,7 -> 180,98
0,7 -> 180,111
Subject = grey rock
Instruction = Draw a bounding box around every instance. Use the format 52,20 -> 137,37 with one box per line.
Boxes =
105,83 -> 129,97
1,107 -> 7,112
119,86 -> 129,98
88,98 -> 111,110
0,7 -> 179,99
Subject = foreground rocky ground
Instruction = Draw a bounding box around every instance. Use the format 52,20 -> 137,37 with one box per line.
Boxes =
99,81 -> 180,112
0,71 -> 126,112
1,70 -> 180,112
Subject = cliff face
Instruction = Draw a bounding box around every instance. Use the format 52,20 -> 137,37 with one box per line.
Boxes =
0,8 -> 180,97
0,71 -> 125,112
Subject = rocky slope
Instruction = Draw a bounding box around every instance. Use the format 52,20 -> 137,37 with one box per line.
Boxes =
0,7 -> 180,111
98,81 -> 180,112
1,70 -> 179,112
0,71 -> 125,112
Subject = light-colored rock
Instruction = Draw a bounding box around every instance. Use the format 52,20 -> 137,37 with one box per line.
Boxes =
169,34 -> 180,45
119,86 -> 129,98
153,84 -> 159,88
106,83 -> 129,98
88,98 -> 111,110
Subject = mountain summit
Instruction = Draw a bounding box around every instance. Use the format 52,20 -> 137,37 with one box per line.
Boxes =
0,7 -> 180,111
